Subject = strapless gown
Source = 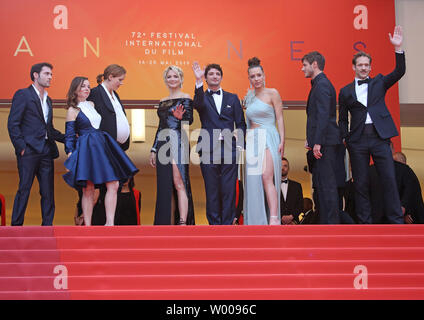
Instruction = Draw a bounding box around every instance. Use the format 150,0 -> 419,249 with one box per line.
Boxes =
151,98 -> 195,225
63,110 -> 138,189
243,96 -> 281,225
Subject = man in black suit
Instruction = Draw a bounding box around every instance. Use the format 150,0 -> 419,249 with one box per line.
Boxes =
395,162 -> 424,224
280,157 -> 303,224
299,197 -> 319,224
302,51 -> 342,224
370,142 -> 424,224
338,26 -> 405,224
370,161 -> 424,224
8,62 -> 65,225
192,62 -> 246,225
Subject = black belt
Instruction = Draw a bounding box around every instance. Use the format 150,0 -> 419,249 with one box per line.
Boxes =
363,123 -> 377,134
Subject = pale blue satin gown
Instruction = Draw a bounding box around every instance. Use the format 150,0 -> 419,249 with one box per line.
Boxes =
244,96 -> 281,225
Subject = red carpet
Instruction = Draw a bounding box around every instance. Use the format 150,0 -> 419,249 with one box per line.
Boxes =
1,225 -> 424,299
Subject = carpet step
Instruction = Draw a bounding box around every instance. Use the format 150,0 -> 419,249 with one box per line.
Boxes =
56,235 -> 424,249
1,274 -> 424,291
1,260 -> 424,277
1,287 -> 424,300
1,225 -> 423,300
3,234 -> 424,250
52,225 -> 424,236
2,247 -> 424,263
2,225 -> 424,237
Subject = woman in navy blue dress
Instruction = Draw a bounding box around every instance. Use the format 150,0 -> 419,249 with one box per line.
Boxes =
63,77 -> 138,226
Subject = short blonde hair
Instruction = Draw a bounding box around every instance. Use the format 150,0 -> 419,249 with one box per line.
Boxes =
163,65 -> 184,87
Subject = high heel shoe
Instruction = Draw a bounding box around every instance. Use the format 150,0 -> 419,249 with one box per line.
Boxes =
269,215 -> 281,225
178,219 -> 187,225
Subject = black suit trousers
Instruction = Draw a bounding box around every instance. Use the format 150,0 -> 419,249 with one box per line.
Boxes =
200,161 -> 237,225
11,143 -> 55,226
348,125 -> 403,224
311,145 -> 340,224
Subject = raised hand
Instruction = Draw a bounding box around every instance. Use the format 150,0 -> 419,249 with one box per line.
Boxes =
389,25 -> 403,50
192,61 -> 205,82
172,104 -> 186,120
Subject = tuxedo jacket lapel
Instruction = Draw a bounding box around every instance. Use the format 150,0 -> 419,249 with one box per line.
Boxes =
280,180 -> 288,203
366,77 -> 374,108
221,91 -> 229,115
114,91 -> 126,115
306,85 -> 314,113
28,86 -> 46,122
99,85 -> 115,113
349,81 -> 357,101
47,97 -> 53,124
285,182 -> 292,203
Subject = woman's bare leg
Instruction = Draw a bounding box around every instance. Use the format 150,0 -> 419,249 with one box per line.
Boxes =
104,180 -> 119,226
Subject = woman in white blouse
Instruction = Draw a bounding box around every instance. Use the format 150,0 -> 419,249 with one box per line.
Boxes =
87,64 -> 130,151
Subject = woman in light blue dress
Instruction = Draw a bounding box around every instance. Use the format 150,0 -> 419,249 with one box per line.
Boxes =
243,57 -> 285,225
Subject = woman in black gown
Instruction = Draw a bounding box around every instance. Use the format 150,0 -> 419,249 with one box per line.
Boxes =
149,66 -> 194,225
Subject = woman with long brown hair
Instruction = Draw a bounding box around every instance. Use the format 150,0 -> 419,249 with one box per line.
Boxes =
63,76 -> 138,226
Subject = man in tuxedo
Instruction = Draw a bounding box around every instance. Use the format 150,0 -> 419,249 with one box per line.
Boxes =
8,62 -> 65,225
299,197 -> 319,224
338,25 -> 405,224
370,160 -> 424,224
302,51 -> 342,224
280,157 -> 303,224
394,162 -> 424,224
192,62 -> 246,225
370,142 -> 424,224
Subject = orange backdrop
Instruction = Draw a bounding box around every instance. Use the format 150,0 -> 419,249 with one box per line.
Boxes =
0,0 -> 400,145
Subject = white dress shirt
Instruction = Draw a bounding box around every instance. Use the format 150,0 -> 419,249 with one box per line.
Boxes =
208,88 -> 223,114
78,101 -> 101,129
101,83 -> 130,144
281,179 -> 288,201
355,78 -> 373,124
195,83 -> 223,114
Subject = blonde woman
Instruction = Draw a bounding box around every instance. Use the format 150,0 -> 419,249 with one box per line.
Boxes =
149,66 -> 195,225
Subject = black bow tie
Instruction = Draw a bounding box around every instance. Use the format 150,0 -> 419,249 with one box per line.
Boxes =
208,90 -> 221,95
358,78 -> 370,86
282,179 -> 288,184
